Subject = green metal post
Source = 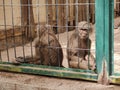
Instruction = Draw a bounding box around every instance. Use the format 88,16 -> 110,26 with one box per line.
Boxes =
95,0 -> 114,85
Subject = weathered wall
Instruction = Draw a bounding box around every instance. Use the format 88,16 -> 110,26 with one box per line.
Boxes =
0,0 -> 46,30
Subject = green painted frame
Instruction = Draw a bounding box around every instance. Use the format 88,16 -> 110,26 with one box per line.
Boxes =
95,0 -> 114,76
95,0 -> 116,85
0,0 -> 120,85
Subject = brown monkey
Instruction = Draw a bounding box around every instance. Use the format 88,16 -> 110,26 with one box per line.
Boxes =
13,24 -> 63,67
67,21 -> 96,70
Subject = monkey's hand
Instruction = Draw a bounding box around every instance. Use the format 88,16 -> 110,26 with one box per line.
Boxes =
85,54 -> 96,71
85,54 -> 95,61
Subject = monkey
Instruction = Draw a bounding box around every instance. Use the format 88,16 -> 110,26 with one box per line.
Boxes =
12,24 -> 63,67
67,21 -> 96,70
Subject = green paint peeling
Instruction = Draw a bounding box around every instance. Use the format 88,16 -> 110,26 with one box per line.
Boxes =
110,76 -> 120,84
0,63 -> 97,81
97,59 -> 110,85
0,65 -> 22,72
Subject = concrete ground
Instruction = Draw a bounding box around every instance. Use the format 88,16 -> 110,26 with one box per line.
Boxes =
0,71 -> 120,90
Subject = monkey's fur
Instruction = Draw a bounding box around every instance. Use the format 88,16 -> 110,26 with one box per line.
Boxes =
67,21 -> 96,70
13,25 -> 63,67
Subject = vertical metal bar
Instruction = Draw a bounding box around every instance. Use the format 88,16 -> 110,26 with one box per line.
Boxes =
86,0 -> 90,22
57,0 -> 61,67
46,0 -> 48,23
95,0 -> 114,75
37,0 -> 40,31
20,0 -> 26,59
0,50 -> 2,61
46,0 -> 51,66
75,0 -> 78,26
75,0 -> 79,68
28,0 -> 33,60
46,0 -> 50,25
104,0 -> 114,75
66,0 -> 69,67
3,0 -> 10,62
55,0 -> 59,40
66,0 -> 69,41
55,0 -> 60,66
37,0 -> 41,64
56,0 -> 60,66
11,0 -> 17,58
86,0 -> 90,69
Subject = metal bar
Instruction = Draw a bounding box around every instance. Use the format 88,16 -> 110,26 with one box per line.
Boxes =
0,3 -> 95,6
55,2 -> 60,67
95,0 -> 114,85
11,0 -> 17,58
37,0 -> 42,64
55,0 -> 59,39
28,0 -> 33,60
3,0 -> 10,62
66,0 -> 69,65
95,0 -> 104,74
57,0 -> 61,67
55,0 -> 61,67
0,50 -> 2,61
45,0 -> 51,66
104,0 -> 114,75
20,0 -> 26,59
75,0 -> 78,26
0,24 -> 77,28
46,0 -> 49,23
0,63 -> 97,82
95,0 -> 114,75
86,0 -> 90,25
86,0 -> 90,69
75,0 -> 80,68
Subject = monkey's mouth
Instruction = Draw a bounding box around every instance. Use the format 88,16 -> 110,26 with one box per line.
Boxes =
79,33 -> 88,38
80,35 -> 88,39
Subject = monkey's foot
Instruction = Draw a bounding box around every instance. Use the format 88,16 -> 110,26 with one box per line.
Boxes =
11,60 -> 21,65
11,57 -> 29,65
15,57 -> 29,63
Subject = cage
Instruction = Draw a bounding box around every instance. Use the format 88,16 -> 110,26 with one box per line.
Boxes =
0,0 -> 120,85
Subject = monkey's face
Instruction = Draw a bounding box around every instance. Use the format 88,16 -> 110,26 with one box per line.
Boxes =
79,29 -> 88,39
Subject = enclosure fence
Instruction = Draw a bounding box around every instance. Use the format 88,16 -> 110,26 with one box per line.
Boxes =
0,0 -> 120,85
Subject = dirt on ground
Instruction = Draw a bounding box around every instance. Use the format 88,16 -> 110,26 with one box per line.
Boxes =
0,71 -> 119,90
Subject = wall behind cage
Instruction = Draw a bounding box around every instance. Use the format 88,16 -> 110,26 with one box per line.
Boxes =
1,0 -> 120,30
0,0 -> 46,30
0,0 -> 96,30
